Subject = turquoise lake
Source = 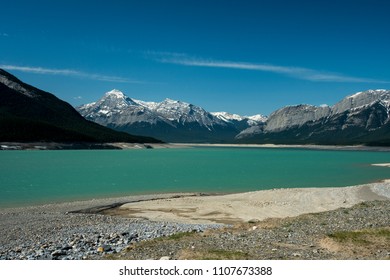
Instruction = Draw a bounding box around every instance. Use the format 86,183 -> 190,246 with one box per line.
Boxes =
1,147 -> 390,207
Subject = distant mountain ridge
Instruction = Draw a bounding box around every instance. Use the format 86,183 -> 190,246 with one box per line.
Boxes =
236,89 -> 390,146
77,90 -> 265,143
0,69 -> 161,144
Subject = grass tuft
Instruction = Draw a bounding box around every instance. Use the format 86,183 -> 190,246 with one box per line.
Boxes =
179,249 -> 250,260
328,228 -> 390,245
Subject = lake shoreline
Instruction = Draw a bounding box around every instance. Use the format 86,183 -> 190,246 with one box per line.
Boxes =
0,142 -> 180,150
2,141 -> 390,151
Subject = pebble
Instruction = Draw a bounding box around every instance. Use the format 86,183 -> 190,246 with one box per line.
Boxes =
96,247 -> 103,253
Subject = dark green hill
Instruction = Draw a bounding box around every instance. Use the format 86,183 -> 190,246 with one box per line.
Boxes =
0,69 -> 161,143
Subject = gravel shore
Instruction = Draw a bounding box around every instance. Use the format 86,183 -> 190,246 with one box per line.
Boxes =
0,193 -> 223,260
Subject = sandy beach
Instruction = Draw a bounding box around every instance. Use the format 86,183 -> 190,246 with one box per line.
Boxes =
112,181 -> 390,224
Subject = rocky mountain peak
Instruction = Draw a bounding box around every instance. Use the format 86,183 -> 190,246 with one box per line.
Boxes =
162,98 -> 182,104
104,89 -> 126,98
332,89 -> 390,115
265,104 -> 331,132
97,89 -> 138,108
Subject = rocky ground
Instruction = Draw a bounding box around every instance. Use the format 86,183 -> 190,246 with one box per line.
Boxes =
0,211 -> 223,260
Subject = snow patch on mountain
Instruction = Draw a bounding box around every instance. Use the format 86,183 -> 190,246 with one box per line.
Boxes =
212,112 -> 267,126
245,114 -> 268,124
212,112 -> 245,122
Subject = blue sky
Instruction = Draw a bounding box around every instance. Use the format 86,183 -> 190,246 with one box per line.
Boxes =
1,0 -> 389,116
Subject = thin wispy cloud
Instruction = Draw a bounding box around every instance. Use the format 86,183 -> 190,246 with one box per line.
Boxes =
0,65 -> 141,84
154,52 -> 389,84
1,33 -> 9,37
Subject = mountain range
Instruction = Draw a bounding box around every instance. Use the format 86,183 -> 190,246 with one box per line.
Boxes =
78,89 -> 390,145
0,69 -> 160,145
2,68 -> 389,146
77,89 -> 266,143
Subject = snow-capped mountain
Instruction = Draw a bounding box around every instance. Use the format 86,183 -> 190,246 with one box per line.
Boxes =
236,89 -> 390,145
78,89 -> 170,127
77,90 -> 258,143
152,98 -> 228,129
211,111 -> 267,132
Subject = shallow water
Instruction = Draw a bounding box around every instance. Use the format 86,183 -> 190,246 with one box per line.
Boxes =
1,147 -> 390,207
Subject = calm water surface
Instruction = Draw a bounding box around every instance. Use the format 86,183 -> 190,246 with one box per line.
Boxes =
1,147 -> 390,207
